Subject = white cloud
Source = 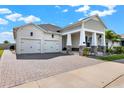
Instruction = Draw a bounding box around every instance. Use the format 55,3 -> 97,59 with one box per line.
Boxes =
0,18 -> 8,25
5,12 -> 41,23
69,22 -> 73,24
5,13 -> 22,22
89,5 -> 117,17
102,5 -> 116,10
78,18 -> 83,21
55,5 -> 61,9
89,9 -> 116,17
18,15 -> 41,23
0,31 -> 14,43
0,8 -> 12,14
69,5 -> 80,7
75,5 -> 90,12
0,31 -> 13,36
62,9 -> 68,12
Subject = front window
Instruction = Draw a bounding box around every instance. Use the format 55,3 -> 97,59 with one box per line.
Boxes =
86,36 -> 91,47
52,34 -> 54,38
30,32 -> 33,36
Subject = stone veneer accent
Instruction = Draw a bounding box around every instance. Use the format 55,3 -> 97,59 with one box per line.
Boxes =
91,46 -> 97,56
97,46 -> 106,55
101,46 -> 106,54
79,46 -> 86,56
66,46 -> 72,54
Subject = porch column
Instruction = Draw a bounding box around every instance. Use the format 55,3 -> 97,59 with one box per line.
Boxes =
91,32 -> 97,55
66,33 -> 72,54
79,22 -> 86,56
101,33 -> 106,54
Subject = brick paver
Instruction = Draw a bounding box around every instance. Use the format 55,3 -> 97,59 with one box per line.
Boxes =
0,50 -> 102,88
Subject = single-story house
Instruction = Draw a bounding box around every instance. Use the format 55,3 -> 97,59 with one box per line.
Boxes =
13,15 -> 106,55
106,34 -> 124,48
106,40 -> 121,48
120,34 -> 124,46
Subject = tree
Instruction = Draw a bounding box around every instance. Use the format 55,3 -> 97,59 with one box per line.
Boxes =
3,40 -> 10,44
105,30 -> 121,49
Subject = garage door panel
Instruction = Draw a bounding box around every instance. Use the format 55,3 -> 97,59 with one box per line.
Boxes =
20,39 -> 41,54
44,40 -> 61,53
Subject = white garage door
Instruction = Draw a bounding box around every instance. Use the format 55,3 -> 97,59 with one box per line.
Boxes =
44,40 -> 61,53
20,39 -> 41,54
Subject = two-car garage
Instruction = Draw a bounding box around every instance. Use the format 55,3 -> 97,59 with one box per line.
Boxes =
14,23 -> 62,54
20,38 -> 61,54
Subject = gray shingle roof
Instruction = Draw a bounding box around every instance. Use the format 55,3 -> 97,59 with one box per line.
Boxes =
38,24 -> 61,32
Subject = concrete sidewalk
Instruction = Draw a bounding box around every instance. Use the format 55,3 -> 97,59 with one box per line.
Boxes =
0,50 -> 17,62
106,75 -> 124,88
114,59 -> 124,64
15,62 -> 124,88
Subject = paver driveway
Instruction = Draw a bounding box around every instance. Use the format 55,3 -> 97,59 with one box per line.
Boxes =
0,50 -> 103,88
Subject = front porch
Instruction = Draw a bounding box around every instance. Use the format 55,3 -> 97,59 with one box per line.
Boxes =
61,15 -> 107,56
62,30 -> 106,56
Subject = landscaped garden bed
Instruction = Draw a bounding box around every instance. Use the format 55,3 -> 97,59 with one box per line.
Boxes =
98,46 -> 124,61
97,54 -> 124,61
96,30 -> 123,61
82,46 -> 124,61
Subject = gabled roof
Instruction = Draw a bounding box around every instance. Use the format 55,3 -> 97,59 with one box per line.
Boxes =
13,15 -> 107,39
13,23 -> 61,39
38,24 -> 61,32
61,14 -> 107,31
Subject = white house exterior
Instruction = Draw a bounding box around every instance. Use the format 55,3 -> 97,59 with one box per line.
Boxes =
121,34 -> 124,46
107,40 -> 120,48
13,15 -> 107,55
13,24 -> 62,54
106,34 -> 124,48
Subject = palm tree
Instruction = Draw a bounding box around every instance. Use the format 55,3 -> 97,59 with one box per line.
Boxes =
105,30 -> 121,49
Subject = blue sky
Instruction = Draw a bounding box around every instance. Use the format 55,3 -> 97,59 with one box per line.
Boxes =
0,5 -> 123,43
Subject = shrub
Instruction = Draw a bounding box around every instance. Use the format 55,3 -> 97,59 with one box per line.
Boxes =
113,46 -> 122,54
97,54 -> 124,61
10,45 -> 15,51
121,47 -> 124,54
106,48 -> 113,54
83,48 -> 90,56
112,46 -> 124,54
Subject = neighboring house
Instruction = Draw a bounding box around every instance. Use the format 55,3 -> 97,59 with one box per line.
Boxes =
13,15 -> 107,55
120,34 -> 124,46
106,40 -> 120,48
106,34 -> 124,48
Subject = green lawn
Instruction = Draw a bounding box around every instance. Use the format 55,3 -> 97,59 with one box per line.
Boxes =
0,49 -> 4,57
97,54 -> 124,61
